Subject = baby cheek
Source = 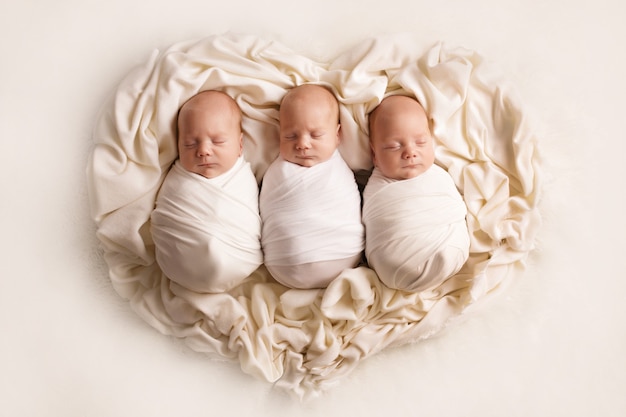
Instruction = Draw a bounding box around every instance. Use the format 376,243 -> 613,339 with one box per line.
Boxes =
422,145 -> 435,164
381,153 -> 400,169
181,147 -> 196,159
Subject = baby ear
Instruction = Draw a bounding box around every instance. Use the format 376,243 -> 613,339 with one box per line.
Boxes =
239,132 -> 244,155
336,123 -> 342,142
370,143 -> 378,166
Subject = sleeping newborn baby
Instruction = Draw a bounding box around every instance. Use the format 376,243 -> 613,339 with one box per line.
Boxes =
363,95 -> 470,292
151,90 -> 262,293
260,84 -> 364,289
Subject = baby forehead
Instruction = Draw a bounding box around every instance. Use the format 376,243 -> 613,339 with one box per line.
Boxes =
182,91 -> 240,113
370,96 -> 427,127
374,95 -> 425,117
281,85 -> 338,109
178,91 -> 242,131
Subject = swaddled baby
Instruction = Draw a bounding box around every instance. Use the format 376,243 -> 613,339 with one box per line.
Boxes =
363,95 -> 470,292
151,90 -> 262,293
260,84 -> 364,289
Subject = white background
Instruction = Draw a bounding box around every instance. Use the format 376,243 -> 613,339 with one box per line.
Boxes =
1,0 -> 625,415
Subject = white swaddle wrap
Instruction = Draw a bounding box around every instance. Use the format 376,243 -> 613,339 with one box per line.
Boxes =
151,157 -> 262,293
260,151 -> 364,288
363,164 -> 470,292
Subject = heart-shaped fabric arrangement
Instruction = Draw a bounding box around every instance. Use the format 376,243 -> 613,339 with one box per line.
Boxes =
87,33 -> 541,399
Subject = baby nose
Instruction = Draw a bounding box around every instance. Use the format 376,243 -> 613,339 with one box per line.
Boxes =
296,137 -> 311,149
197,142 -> 213,156
403,145 -> 417,158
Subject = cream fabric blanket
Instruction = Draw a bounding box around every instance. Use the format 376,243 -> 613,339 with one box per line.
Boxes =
363,165 -> 470,292
260,151 -> 364,289
151,158 -> 262,293
87,33 -> 541,399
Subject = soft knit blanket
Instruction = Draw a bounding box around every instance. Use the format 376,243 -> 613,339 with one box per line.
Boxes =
151,158 -> 262,293
86,33 -> 541,399
260,151 -> 364,289
363,165 -> 470,292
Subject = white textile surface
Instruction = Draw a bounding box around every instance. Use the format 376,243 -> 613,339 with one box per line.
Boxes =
260,151 -> 364,289
363,165 -> 470,292
151,158 -> 262,293
86,33 -> 540,398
